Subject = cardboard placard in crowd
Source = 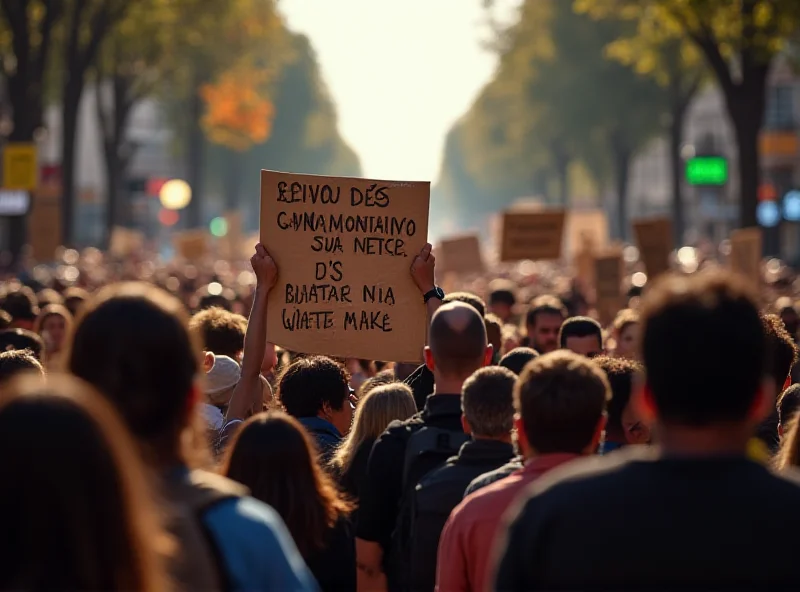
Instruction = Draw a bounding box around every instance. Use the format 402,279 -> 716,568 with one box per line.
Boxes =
438,234 -> 484,275
565,209 -> 608,260
27,186 -> 61,263
109,226 -> 145,258
633,217 -> 672,279
594,249 -> 624,327
499,209 -> 566,262
174,230 -> 209,261
260,170 -> 431,363
729,227 -> 763,288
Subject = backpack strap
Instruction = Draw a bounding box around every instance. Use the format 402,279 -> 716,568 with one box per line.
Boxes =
401,426 -> 469,491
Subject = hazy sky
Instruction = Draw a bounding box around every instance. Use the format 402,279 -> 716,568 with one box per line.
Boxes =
280,0 -> 521,183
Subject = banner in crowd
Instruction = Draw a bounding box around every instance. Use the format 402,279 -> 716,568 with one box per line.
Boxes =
27,183 -> 61,263
438,234 -> 484,275
633,217 -> 672,279
260,170 -> 431,362
565,209 -> 608,260
730,227 -> 763,288
109,227 -> 145,257
174,230 -> 209,261
594,249 -> 624,326
500,210 -> 566,262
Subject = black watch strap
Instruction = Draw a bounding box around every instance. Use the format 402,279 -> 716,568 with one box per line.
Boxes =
423,286 -> 445,304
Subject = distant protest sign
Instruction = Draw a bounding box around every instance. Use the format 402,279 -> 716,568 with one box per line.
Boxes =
174,230 -> 208,261
730,227 -> 762,288
260,170 -> 430,362
594,250 -> 624,326
439,234 -> 483,275
109,227 -> 144,257
500,210 -> 566,262
633,217 -> 672,279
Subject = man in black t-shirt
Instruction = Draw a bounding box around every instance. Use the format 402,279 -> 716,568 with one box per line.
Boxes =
494,271 -> 800,591
357,302 -> 493,592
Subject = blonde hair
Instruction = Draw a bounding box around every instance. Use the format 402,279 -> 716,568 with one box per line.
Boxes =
775,413 -> 800,471
330,383 -> 416,474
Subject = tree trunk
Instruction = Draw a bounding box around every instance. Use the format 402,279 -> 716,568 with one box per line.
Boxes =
613,143 -> 632,241
185,71 -> 206,229
731,103 -> 762,230
60,82 -> 82,246
669,106 -> 685,246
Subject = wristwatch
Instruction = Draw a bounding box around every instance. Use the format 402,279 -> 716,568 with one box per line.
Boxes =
423,286 -> 445,304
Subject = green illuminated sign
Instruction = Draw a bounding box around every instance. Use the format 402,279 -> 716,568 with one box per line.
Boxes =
686,156 -> 728,186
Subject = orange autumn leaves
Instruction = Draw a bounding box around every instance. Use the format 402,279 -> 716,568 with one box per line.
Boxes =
200,69 -> 274,152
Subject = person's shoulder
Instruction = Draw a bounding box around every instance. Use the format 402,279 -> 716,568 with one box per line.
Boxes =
523,446 -> 656,503
381,412 -> 425,439
205,495 -> 287,538
761,465 -> 800,497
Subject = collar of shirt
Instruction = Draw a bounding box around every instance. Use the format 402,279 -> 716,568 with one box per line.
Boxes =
456,439 -> 516,464
521,452 -> 581,477
298,416 -> 342,439
420,393 -> 463,420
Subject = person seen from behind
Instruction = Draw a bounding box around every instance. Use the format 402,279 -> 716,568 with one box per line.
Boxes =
0,349 -> 44,383
494,271 -> 800,590
356,300 -> 491,592
330,382 -> 417,505
409,366 -> 517,592
437,350 -> 609,592
224,412 -> 354,592
0,286 -> 39,331
0,374 -> 170,591
67,278 -> 316,591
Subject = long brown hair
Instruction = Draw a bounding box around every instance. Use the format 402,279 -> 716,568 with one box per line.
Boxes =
775,413 -> 800,471
0,373 -> 171,590
223,411 -> 353,556
66,282 -> 210,468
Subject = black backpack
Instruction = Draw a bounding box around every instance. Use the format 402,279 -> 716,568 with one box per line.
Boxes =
386,425 -> 469,592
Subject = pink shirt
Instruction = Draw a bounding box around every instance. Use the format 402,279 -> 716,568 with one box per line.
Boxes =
435,453 -> 579,592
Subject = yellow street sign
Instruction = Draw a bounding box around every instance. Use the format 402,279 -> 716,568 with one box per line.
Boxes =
3,143 -> 37,191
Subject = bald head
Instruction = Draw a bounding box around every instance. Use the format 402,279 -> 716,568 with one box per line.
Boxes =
429,302 -> 488,377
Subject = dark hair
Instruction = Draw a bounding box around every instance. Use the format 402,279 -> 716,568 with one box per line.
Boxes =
67,282 -> 202,463
442,292 -> 486,318
0,349 -> 44,382
277,356 -> 350,417
592,355 -> 643,434
778,384 -> 800,426
515,350 -> 610,453
36,288 -> 64,308
489,289 -> 516,308
499,347 -> 539,376
429,302 -> 487,376
223,412 -> 352,557
195,285 -> 232,312
0,329 -> 44,360
558,316 -> 603,349
0,287 -> 39,322
762,313 -> 798,388
462,366 -> 516,437
357,368 -> 396,398
641,271 -> 766,426
0,374 -> 169,591
525,295 -> 567,327
484,314 -> 503,358
0,310 -> 10,330
63,287 -> 90,317
189,307 -> 247,359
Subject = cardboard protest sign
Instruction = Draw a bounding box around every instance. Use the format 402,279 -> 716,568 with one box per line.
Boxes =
729,227 -> 763,288
594,250 -> 624,327
565,209 -> 608,260
109,226 -> 144,258
27,187 -> 61,263
500,210 -> 566,262
438,234 -> 484,275
633,217 -> 673,279
174,230 -> 209,261
260,170 -> 430,362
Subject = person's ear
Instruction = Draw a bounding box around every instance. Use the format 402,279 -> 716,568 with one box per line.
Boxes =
588,414 -> 607,453
633,379 -> 657,424
514,415 -> 532,457
747,379 -> 775,424
483,344 -> 494,367
424,346 -> 435,372
203,351 -> 215,373
461,413 -> 472,435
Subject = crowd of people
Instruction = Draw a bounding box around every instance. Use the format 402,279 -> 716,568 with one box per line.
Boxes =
2,239 -> 800,591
